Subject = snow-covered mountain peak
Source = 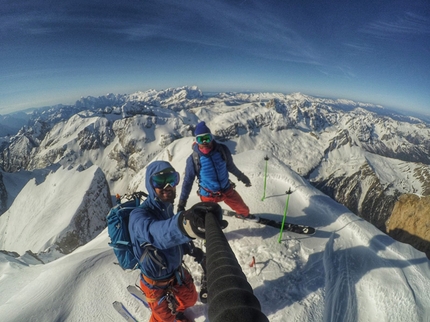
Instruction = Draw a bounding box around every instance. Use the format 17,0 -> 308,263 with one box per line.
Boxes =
0,165 -> 111,257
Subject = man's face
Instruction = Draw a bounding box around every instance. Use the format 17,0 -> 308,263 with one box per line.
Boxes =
196,133 -> 214,152
198,140 -> 213,149
150,167 -> 179,203
155,185 -> 176,203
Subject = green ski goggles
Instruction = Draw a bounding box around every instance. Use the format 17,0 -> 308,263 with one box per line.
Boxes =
196,133 -> 213,144
151,168 -> 180,189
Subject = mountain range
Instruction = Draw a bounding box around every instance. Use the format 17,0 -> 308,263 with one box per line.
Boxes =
1,86 -> 429,256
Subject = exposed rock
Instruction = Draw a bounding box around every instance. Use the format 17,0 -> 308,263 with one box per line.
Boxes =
1,134 -> 38,171
312,162 -> 400,231
386,194 -> 430,258
0,172 -> 6,215
0,250 -> 20,258
77,121 -> 114,150
54,167 -> 112,254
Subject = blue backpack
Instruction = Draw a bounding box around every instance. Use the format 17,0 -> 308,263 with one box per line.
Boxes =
107,192 -> 147,270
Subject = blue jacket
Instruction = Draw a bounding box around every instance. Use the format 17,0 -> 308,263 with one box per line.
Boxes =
128,161 -> 191,280
179,141 -> 244,202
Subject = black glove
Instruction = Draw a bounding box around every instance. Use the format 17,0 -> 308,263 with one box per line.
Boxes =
178,202 -> 226,239
177,199 -> 187,213
238,173 -> 251,187
188,247 -> 205,264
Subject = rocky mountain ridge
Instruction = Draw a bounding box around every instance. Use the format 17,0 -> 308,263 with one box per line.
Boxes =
387,194 -> 430,258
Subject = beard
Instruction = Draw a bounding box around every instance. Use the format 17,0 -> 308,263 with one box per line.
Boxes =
157,188 -> 176,204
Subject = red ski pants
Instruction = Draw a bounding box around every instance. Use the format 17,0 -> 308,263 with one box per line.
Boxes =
139,269 -> 197,322
200,187 -> 250,216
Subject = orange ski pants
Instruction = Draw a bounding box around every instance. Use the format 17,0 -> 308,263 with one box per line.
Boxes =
139,269 -> 197,322
199,187 -> 250,216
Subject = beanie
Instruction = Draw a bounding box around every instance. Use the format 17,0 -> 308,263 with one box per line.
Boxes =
194,121 -> 211,136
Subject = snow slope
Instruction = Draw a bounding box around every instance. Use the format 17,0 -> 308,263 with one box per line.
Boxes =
0,165 -> 111,257
0,145 -> 429,322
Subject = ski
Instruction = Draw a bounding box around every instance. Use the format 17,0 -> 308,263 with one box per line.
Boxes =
112,301 -> 139,322
127,285 -> 150,308
258,217 -> 316,235
222,210 -> 316,235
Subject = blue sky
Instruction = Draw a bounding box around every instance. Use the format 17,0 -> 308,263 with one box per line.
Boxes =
1,0 -> 429,115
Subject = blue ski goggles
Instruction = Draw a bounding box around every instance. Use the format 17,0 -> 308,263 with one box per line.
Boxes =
196,133 -> 213,144
151,168 -> 180,189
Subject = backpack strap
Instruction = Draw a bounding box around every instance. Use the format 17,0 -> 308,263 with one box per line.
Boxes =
139,244 -> 167,270
192,149 -> 201,177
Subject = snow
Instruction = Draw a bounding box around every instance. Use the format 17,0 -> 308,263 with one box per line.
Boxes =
0,165 -> 108,256
0,144 -> 429,321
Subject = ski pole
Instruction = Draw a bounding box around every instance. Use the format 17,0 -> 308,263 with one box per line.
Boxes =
278,188 -> 293,243
261,155 -> 269,201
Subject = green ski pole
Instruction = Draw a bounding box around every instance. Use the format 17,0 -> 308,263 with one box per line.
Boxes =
278,188 -> 293,243
261,155 -> 269,201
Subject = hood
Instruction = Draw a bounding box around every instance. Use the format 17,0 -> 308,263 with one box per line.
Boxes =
145,160 -> 175,199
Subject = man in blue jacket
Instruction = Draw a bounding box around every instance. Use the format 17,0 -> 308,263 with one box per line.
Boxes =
129,160 -> 223,322
178,121 -> 258,222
